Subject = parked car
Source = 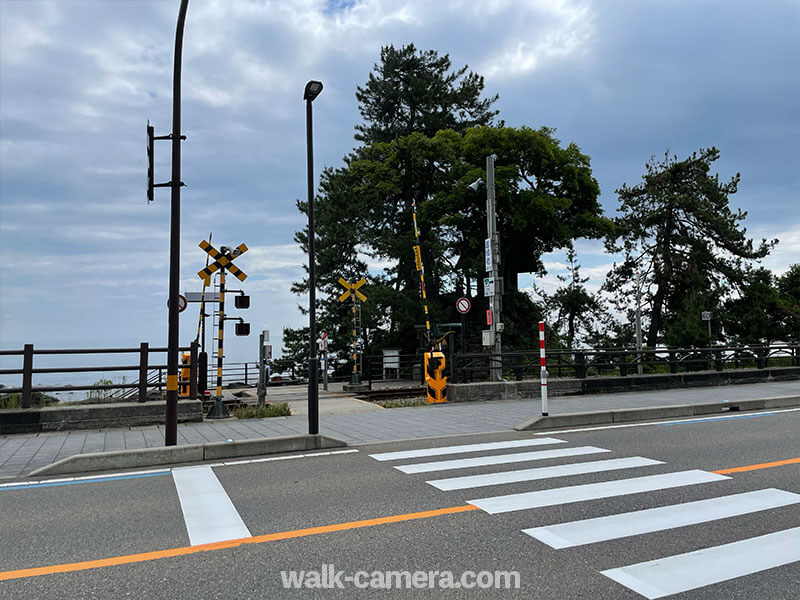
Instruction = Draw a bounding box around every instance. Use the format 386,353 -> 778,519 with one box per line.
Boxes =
269,373 -> 304,385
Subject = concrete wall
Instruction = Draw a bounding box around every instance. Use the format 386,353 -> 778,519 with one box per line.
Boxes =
0,400 -> 202,434
448,366 -> 800,403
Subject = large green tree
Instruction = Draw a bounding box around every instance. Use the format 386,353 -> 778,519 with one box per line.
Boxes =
604,148 -> 776,347
294,45 -> 608,356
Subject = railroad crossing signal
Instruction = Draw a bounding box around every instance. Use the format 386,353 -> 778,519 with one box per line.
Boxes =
197,240 -> 248,283
338,277 -> 367,302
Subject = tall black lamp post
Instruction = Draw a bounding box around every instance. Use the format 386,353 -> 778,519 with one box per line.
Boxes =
304,80 -> 323,435
165,0 -> 189,446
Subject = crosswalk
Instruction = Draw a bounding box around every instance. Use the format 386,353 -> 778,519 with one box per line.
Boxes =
369,437 -> 800,599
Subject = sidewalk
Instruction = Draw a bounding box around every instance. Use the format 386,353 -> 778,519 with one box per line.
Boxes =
2,380 -> 799,479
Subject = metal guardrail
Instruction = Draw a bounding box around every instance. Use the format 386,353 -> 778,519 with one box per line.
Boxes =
449,344 -> 800,383
0,343 -> 197,407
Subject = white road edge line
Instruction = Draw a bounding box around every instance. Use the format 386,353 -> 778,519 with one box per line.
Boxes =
0,448 -> 359,488
532,408 -> 800,436
172,466 -> 251,546
601,526 -> 800,599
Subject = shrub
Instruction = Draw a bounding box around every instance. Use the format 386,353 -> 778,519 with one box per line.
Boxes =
232,402 -> 292,419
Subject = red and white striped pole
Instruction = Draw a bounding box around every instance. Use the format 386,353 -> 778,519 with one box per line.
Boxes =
539,321 -> 548,416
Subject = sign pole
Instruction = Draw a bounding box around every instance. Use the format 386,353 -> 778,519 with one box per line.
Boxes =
485,155 -> 502,380
539,321 -> 548,416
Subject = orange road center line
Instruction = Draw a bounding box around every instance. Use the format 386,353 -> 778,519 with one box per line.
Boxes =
0,504 -> 479,582
712,456 -> 800,475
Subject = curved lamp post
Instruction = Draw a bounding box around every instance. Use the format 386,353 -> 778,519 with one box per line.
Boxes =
304,80 -> 323,435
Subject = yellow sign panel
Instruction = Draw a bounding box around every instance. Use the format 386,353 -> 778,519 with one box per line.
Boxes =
338,276 -> 367,302
424,351 -> 447,404
413,245 -> 422,271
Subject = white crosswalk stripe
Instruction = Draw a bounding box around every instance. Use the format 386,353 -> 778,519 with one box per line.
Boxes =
368,437 -> 566,461
395,446 -> 610,474
468,469 -> 730,514
601,527 -> 800,599
524,488 -> 800,548
426,456 -> 663,491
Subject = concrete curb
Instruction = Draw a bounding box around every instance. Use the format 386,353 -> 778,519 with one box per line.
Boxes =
28,434 -> 347,477
514,395 -> 800,431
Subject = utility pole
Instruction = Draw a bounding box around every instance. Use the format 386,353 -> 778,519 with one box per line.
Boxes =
486,155 -> 503,381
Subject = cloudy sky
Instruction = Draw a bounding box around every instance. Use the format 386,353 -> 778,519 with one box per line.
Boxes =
1,0 -> 798,375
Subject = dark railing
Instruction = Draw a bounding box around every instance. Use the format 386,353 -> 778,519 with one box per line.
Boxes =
449,344 -> 800,383
207,362 -> 259,388
0,342 -> 199,407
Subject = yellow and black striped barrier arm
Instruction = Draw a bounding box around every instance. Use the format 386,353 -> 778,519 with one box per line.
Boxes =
411,197 -> 432,347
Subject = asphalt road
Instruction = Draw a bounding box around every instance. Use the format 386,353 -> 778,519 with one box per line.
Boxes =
2,408 -> 799,599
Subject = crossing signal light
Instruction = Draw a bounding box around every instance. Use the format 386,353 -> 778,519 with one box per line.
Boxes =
234,294 -> 250,309
235,322 -> 250,336
147,121 -> 154,203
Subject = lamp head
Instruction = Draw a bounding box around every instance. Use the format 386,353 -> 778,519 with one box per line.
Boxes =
468,178 -> 483,192
304,80 -> 324,101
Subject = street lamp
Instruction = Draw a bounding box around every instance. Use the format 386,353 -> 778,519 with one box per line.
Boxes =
304,79 -> 323,435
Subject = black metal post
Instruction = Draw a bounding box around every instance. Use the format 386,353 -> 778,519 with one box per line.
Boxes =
165,0 -> 189,446
22,344 -> 33,409
304,80 -> 323,435
138,342 -> 149,402
198,351 -> 207,396
189,340 -> 198,399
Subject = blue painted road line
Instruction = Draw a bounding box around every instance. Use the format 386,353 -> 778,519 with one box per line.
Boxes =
0,471 -> 169,491
657,413 -> 775,426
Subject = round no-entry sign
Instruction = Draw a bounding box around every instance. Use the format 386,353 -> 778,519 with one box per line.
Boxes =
456,297 -> 471,314
167,294 -> 188,313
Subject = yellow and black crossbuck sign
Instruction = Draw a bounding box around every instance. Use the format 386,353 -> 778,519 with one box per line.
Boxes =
197,240 -> 248,283
338,277 -> 367,302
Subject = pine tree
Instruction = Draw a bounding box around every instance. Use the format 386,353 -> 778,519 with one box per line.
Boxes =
604,148 -> 776,347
